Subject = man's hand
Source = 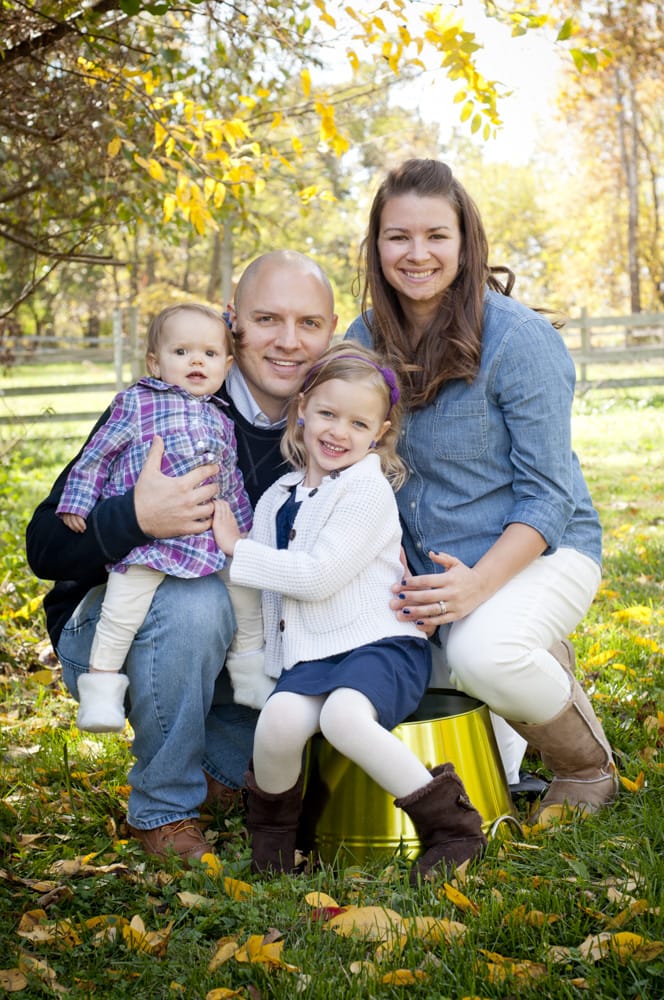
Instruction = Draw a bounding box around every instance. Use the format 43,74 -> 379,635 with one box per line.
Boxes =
134,436 -> 220,539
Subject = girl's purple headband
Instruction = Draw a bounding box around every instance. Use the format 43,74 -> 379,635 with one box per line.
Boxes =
302,354 -> 401,411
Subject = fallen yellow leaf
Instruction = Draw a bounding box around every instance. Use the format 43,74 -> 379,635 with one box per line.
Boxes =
208,937 -> 240,972
122,915 -> 173,957
324,905 -> 405,943
205,989 -> 244,999
304,890 -> 339,908
441,883 -> 479,915
619,772 -> 645,793
381,969 -> 428,984
401,915 -> 467,943
0,969 -> 28,992
223,876 -> 252,900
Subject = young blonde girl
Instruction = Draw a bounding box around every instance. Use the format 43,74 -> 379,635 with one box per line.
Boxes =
213,342 -> 486,882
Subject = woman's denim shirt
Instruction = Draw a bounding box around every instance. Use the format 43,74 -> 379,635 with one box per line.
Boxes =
345,290 -> 602,577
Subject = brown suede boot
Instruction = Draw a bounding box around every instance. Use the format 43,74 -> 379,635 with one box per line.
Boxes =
507,677 -> 619,825
245,767 -> 303,874
395,763 -> 488,885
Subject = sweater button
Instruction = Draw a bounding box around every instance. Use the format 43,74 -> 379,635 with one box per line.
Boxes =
289,529 -> 296,540
279,620 -> 285,632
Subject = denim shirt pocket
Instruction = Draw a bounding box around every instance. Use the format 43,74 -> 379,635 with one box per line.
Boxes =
433,399 -> 489,460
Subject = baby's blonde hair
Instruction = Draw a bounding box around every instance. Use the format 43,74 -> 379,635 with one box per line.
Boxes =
281,341 -> 409,490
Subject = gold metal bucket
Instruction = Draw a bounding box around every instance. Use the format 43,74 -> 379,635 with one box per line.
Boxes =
301,689 -> 515,864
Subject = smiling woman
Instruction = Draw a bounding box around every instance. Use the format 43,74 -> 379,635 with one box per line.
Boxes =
346,158 -> 619,827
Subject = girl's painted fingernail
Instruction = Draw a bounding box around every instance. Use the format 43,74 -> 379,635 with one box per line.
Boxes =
398,592 -> 406,600
416,620 -> 424,625
403,608 -> 410,615
401,579 -> 407,586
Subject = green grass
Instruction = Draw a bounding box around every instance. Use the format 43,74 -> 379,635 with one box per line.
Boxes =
1,388 -> 663,999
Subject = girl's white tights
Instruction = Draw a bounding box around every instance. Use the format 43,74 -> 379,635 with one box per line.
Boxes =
253,688 -> 432,799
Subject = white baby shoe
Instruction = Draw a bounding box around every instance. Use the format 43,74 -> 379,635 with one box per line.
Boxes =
76,673 -> 130,733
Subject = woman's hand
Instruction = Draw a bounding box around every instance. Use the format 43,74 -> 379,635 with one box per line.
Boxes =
212,499 -> 241,556
390,550 -> 485,629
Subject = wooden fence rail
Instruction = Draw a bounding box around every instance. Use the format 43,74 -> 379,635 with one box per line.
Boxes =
1,309 -> 663,430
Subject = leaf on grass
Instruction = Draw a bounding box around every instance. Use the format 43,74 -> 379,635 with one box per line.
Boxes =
349,960 -> 377,976
234,934 -> 299,972
0,969 -> 28,992
401,915 -> 467,943
482,954 -> 547,983
604,899 -> 651,928
47,857 -> 129,877
324,905 -> 406,943
223,875 -> 252,900
17,910 -> 81,947
205,989 -> 245,999
505,904 -> 560,927
304,890 -> 339,908
380,969 -> 428,984
208,936 -> 240,972
122,915 -> 173,956
578,930 -> 664,964
619,772 -> 645,793
18,953 -> 65,992
441,883 -> 479,915
201,852 -> 223,876
177,891 -> 215,910
611,605 -> 653,624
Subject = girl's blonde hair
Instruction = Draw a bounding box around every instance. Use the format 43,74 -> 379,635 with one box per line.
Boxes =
281,341 -> 409,490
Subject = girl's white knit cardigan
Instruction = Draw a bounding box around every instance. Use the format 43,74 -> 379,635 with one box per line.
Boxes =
229,453 -> 422,678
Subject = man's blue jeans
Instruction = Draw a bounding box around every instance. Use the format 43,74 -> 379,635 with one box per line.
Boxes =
57,573 -> 258,829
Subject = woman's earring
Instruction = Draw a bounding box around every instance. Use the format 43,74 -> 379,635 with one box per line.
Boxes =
297,417 -> 305,427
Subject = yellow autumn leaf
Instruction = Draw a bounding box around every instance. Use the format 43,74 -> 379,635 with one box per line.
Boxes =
441,883 -> 480,915
485,957 -> 547,982
401,915 -> 467,943
579,930 -> 664,963
122,915 -> 173,956
349,960 -> 377,976
324,905 -> 405,943
25,669 -> 55,687
12,595 -> 44,619
208,936 -> 240,972
604,899 -> 650,929
177,891 -> 214,909
0,969 -> 28,992
147,158 -> 166,182
586,649 -> 621,667
223,875 -> 252,900
300,67 -> 311,98
234,934 -> 299,972
107,136 -> 122,158
612,605 -> 653,625
619,771 -> 645,793
206,989 -> 244,999
381,969 -> 428,984
304,891 -> 339,908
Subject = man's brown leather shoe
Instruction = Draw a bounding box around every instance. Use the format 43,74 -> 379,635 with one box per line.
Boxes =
203,772 -> 244,815
128,818 -> 212,867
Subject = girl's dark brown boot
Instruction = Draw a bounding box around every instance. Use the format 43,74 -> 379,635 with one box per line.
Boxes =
245,766 -> 304,874
395,763 -> 487,885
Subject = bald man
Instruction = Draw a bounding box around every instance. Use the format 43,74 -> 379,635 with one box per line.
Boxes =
26,251 -> 337,865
